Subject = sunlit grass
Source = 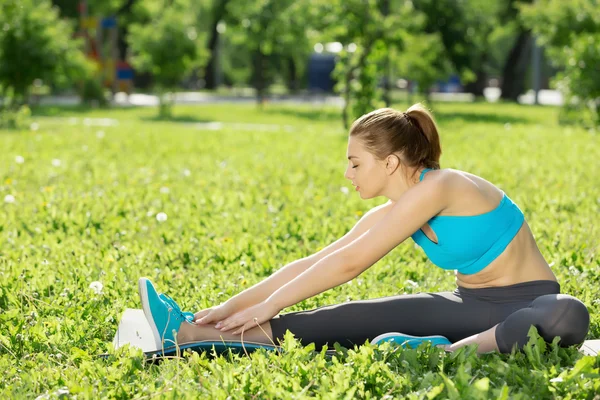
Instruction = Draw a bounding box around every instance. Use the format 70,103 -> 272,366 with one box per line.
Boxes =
1,101 -> 598,398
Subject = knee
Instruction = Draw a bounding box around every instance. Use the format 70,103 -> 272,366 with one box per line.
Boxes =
534,294 -> 590,346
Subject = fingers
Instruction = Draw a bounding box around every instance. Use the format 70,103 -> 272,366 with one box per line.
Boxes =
193,309 -> 211,321
232,323 -> 252,335
215,316 -> 244,333
217,317 -> 259,335
194,310 -> 217,325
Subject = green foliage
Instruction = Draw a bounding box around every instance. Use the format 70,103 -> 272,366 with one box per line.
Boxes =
127,0 -> 210,118
222,0 -> 314,103
0,0 -> 91,108
79,76 -> 110,108
319,0 -> 418,127
394,32 -> 453,99
413,0 -> 504,84
519,0 -> 600,128
0,105 -> 31,130
0,102 -> 599,397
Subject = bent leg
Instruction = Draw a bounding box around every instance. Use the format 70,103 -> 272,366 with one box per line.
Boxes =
494,294 -> 590,353
445,325 -> 500,354
269,292 -> 494,351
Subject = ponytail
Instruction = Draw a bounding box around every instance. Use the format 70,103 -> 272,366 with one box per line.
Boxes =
406,104 -> 442,169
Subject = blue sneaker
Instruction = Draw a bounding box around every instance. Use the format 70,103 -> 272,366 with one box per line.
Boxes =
138,277 -> 194,349
371,332 -> 452,349
159,293 -> 195,321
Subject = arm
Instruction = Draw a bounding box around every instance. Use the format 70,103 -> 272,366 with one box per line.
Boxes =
266,179 -> 447,311
223,200 -> 395,313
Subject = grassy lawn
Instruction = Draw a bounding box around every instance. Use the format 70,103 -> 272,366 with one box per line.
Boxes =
1,101 -> 599,398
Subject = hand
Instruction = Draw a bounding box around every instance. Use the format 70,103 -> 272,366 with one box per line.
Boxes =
215,300 -> 281,335
193,302 -> 236,326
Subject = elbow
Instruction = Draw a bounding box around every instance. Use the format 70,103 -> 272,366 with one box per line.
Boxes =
340,252 -> 365,277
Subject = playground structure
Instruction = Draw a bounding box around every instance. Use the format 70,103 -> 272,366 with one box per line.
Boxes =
76,1 -> 134,94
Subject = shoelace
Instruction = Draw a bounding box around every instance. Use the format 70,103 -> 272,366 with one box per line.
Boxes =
160,294 -> 195,323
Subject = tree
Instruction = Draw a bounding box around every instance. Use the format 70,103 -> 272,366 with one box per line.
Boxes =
203,0 -> 231,89
223,0 -> 314,105
313,0 -> 418,128
127,0 -> 209,117
412,0 -> 503,98
519,0 -> 600,127
0,0 -> 90,108
498,0 -> 533,101
393,32 -> 453,104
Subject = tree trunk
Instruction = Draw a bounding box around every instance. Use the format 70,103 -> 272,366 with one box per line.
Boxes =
379,0 -> 391,107
115,0 -> 138,60
254,49 -> 267,107
286,56 -> 298,93
464,68 -> 487,98
204,0 -> 230,90
341,42 -> 375,129
500,29 -> 532,102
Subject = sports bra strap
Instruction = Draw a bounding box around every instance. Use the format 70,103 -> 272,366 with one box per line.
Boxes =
419,168 -> 433,181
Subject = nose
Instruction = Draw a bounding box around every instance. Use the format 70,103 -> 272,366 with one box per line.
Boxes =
344,164 -> 353,180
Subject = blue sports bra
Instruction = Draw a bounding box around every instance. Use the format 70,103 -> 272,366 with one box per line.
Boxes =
410,168 -> 525,275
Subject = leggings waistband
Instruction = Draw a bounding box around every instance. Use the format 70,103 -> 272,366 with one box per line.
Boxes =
454,280 -> 561,303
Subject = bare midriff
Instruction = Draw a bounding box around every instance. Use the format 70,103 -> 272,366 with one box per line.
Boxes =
456,220 -> 557,289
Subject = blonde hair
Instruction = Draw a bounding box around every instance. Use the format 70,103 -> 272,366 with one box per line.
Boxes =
349,103 -> 442,172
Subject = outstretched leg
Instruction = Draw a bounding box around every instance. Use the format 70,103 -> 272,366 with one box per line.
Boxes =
177,320 -> 275,345
269,291 -> 495,351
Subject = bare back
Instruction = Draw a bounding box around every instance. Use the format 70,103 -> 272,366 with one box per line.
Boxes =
421,169 -> 557,288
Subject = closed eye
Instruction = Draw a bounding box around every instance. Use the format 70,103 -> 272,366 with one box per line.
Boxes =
352,165 -> 358,169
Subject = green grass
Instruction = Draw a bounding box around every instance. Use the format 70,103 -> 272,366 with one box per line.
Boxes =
1,101 -> 599,398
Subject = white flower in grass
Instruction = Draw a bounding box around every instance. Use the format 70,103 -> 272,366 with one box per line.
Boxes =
340,186 -> 349,195
182,169 -> 191,177
96,130 -> 105,139
15,155 -> 25,164
51,159 -> 61,167
405,280 -> 419,288
160,186 -> 170,194
30,122 -> 39,131
89,281 -> 103,294
156,212 -> 168,222
4,194 -> 15,204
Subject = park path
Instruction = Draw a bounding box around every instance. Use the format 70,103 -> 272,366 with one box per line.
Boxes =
33,89 -> 564,107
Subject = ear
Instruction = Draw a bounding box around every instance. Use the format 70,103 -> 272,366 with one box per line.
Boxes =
385,154 -> 401,175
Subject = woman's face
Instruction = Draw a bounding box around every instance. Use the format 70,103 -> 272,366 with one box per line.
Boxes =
344,136 -> 388,199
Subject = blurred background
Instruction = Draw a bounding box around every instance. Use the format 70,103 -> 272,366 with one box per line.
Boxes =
0,0 -> 598,128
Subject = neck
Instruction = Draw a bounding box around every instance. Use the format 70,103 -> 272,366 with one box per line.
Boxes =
383,167 -> 428,202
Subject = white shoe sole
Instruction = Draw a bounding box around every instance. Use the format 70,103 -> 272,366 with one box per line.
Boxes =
138,278 -> 163,349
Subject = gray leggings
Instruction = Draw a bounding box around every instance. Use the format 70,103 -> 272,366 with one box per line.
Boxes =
269,280 -> 590,353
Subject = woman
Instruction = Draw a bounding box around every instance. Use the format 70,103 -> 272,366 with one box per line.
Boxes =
139,103 -> 590,354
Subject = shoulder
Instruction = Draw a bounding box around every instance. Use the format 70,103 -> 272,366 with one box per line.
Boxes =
423,168 -> 483,193
424,169 -> 506,214
418,168 -> 454,193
